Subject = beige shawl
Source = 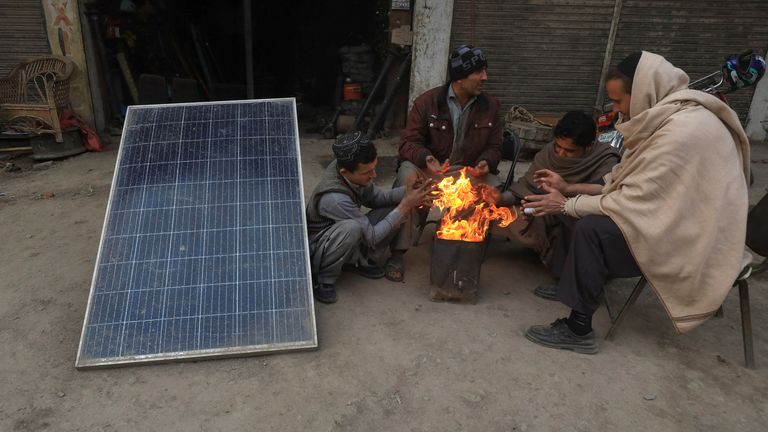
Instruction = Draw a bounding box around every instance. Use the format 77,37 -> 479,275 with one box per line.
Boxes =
565,52 -> 750,333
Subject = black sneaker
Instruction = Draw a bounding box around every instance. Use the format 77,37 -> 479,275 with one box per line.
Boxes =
525,318 -> 599,354
534,284 -> 558,301
313,283 -> 337,304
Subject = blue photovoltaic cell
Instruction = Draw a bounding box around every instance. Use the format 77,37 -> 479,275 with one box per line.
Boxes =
76,99 -> 317,368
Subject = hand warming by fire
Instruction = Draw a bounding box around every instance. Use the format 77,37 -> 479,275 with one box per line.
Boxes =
431,168 -> 517,242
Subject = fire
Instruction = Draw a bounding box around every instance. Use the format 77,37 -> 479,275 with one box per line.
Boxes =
432,168 -> 517,242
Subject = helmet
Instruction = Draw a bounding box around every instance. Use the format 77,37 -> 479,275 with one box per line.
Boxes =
724,51 -> 766,90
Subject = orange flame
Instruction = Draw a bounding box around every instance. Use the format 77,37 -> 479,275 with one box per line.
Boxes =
432,168 -> 517,242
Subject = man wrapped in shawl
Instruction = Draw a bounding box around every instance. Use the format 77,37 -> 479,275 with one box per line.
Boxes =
522,51 -> 750,354
502,111 -> 620,272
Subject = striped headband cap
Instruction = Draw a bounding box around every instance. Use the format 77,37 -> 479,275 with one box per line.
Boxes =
448,44 -> 487,81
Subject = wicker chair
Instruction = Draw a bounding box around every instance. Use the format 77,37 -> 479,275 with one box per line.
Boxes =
0,55 -> 75,142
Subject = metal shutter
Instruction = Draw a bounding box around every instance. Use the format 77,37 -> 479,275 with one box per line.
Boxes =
0,1 -> 51,76
612,0 -> 768,120
450,0 -> 617,116
450,0 -> 768,120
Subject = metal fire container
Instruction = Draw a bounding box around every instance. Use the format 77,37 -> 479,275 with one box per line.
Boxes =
430,237 -> 485,304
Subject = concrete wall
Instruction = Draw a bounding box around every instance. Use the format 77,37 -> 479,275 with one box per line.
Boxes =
408,0 -> 454,108
43,0 -> 94,125
746,49 -> 768,144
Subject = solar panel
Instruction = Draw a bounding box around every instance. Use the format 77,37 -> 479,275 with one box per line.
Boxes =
76,99 -> 317,368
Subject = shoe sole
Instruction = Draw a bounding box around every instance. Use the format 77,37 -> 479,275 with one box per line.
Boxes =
313,289 -> 337,304
524,330 -> 599,354
533,289 -> 558,301
314,296 -> 337,304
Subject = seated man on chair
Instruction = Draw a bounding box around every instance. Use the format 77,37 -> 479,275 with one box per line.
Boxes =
306,131 -> 434,304
501,111 -> 620,271
520,51 -> 750,353
394,44 -> 503,257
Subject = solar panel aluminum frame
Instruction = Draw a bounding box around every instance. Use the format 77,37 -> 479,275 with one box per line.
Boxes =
76,98 -> 317,369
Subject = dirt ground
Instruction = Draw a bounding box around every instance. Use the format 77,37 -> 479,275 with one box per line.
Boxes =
1,132 -> 767,432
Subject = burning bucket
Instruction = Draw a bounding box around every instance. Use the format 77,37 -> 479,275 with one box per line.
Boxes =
428,168 -> 518,303
430,238 -> 485,304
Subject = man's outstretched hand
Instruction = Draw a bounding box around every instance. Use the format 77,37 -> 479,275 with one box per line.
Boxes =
400,175 -> 437,211
425,155 -> 450,175
468,160 -> 490,178
533,169 -> 568,194
522,183 -> 567,217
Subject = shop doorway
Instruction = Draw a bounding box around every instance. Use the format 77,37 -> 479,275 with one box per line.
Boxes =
84,0 -> 389,123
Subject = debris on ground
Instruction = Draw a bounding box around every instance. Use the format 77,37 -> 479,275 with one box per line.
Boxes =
32,161 -> 54,171
3,162 -> 21,172
72,185 -> 95,197
31,191 -> 56,200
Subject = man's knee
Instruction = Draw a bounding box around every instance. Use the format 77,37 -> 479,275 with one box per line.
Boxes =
573,215 -> 614,239
334,219 -> 364,249
394,160 -> 420,187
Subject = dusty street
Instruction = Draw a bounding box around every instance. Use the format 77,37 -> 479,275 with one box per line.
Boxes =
1,134 -> 767,431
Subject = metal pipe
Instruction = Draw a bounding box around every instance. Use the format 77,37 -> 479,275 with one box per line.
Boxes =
605,276 -> 645,340
352,54 -> 396,131
367,51 -> 412,139
190,24 -> 214,95
739,280 -> 755,368
79,6 -> 106,134
244,0 -> 254,99
594,0 -> 623,113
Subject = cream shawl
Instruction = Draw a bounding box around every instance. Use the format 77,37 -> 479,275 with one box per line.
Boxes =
565,51 -> 750,333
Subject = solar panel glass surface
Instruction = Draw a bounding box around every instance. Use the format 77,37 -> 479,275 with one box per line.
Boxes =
76,99 -> 316,368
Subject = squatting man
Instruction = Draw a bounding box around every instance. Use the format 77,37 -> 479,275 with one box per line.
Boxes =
305,131 -> 436,304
